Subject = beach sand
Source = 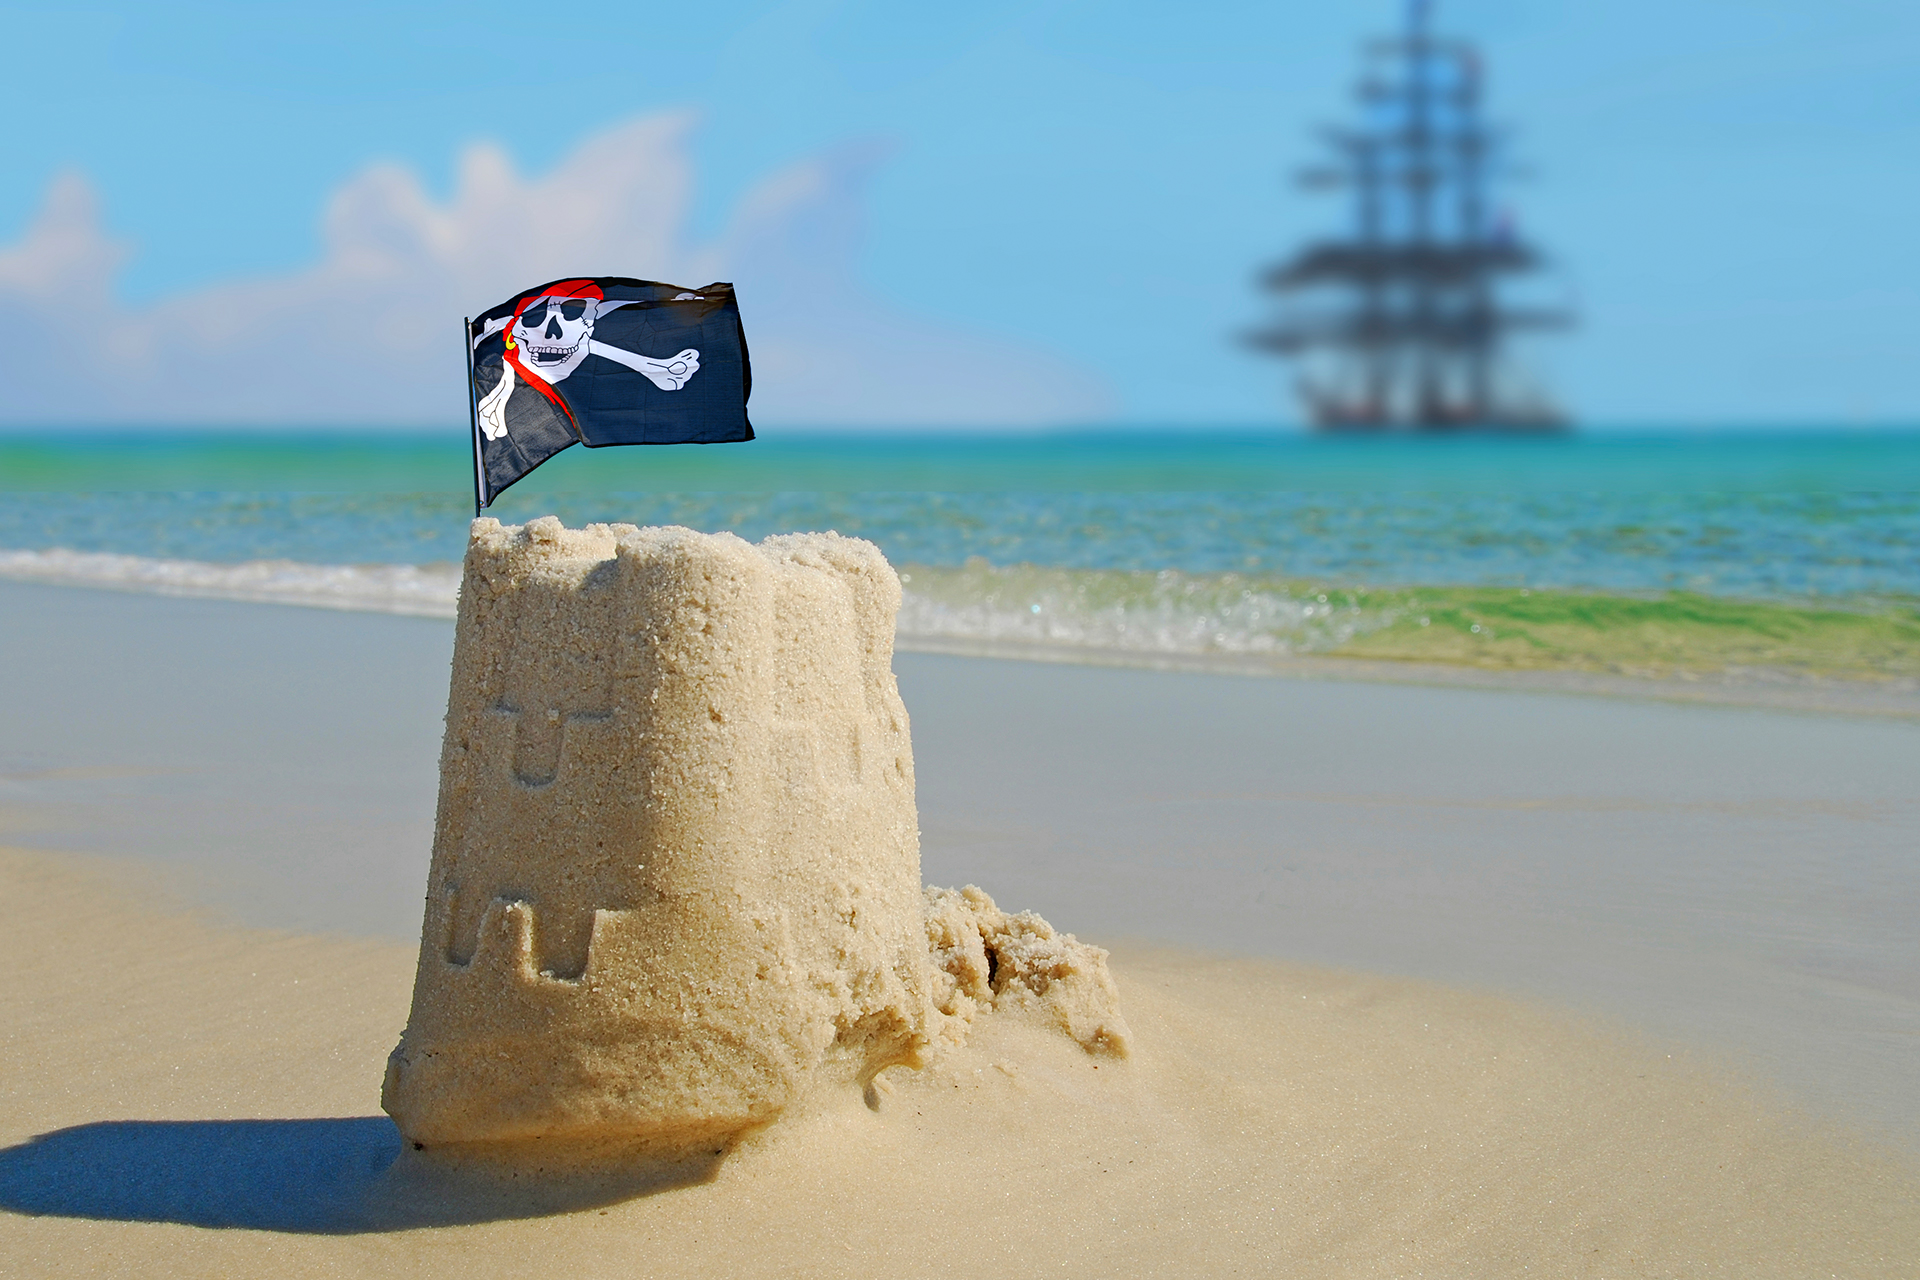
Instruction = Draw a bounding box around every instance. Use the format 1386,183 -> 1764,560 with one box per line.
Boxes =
5,844 -> 1918,1277
4,581 -> 1919,1272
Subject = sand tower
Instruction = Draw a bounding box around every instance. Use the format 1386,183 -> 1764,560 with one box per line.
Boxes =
383,517 -> 938,1150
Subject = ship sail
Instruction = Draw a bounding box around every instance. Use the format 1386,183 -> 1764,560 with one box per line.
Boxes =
1251,0 -> 1574,431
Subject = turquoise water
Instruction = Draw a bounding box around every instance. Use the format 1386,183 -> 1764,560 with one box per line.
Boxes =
2,430 -> 1916,598
3,430 -> 1916,671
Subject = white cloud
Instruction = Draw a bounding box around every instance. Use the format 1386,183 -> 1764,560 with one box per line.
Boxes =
0,114 -> 1111,427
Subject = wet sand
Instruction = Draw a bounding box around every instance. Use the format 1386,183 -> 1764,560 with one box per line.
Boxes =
3,581 -> 1919,1272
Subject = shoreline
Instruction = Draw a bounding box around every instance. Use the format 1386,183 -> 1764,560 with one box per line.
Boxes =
4,567 -> 1916,719
4,579 -> 1918,1156
896,633 -> 1920,718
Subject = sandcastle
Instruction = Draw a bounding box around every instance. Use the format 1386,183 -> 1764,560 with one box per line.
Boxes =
384,517 -> 1127,1153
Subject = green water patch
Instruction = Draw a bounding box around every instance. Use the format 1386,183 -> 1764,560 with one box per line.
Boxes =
894,562 -> 1920,683
1331,586 -> 1920,681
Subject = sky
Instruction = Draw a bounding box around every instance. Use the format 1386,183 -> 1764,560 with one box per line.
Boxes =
2,0 -> 1918,429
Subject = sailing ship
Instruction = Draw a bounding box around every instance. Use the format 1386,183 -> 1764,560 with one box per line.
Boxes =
1251,1 -> 1573,431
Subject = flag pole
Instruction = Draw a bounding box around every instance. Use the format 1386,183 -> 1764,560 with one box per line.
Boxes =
463,316 -> 484,517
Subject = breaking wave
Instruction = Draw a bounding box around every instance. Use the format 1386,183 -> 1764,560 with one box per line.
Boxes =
894,561 -> 1390,659
0,548 -> 1388,658
0,548 -> 463,618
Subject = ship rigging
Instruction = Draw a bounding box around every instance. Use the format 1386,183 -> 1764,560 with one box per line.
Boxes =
1251,1 -> 1573,431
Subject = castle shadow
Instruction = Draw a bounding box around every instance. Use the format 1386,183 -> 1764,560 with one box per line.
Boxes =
0,1117 -> 723,1232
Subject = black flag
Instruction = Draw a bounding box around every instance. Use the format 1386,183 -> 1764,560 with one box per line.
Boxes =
465,277 -> 753,510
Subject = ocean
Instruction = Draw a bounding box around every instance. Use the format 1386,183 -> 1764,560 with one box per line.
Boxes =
4,429 -> 1917,681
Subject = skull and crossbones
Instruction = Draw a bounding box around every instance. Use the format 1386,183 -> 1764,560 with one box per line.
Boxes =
474,281 -> 703,441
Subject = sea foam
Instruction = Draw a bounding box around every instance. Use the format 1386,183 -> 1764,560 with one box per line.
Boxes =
0,548 -> 1390,659
0,548 -> 463,618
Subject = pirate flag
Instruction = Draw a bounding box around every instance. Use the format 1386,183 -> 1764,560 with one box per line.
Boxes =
465,277 -> 753,510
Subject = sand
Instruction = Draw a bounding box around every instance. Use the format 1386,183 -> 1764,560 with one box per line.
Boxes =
5,579 -> 1920,1272
3,843 -> 1917,1276
4,580 -> 1918,1150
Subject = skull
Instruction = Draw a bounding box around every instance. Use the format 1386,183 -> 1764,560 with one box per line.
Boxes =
510,294 -> 597,384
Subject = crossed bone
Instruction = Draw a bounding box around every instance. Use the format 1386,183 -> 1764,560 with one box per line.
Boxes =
472,303 -> 701,442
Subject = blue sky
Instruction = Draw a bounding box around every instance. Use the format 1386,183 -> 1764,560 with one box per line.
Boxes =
4,0 -> 1918,427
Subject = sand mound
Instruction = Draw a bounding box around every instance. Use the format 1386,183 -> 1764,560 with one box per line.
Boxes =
925,884 -> 1131,1055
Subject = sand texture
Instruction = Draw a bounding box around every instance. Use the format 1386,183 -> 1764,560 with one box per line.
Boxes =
924,884 -> 1131,1055
4,844 -> 1918,1277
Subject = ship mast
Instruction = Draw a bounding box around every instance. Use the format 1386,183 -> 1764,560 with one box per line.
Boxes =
1251,0 -> 1572,431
